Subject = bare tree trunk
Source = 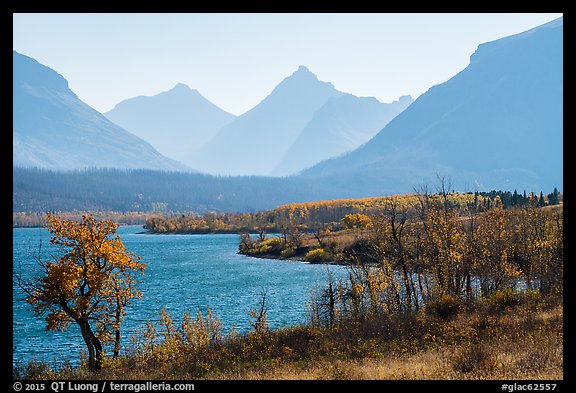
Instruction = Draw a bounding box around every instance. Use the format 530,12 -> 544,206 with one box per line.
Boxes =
113,305 -> 122,360
79,320 -> 96,370
113,328 -> 121,360
466,272 -> 472,302
79,318 -> 104,370
314,230 -> 325,249
400,260 -> 413,311
327,280 -> 336,326
417,273 -> 427,305
409,272 -> 420,311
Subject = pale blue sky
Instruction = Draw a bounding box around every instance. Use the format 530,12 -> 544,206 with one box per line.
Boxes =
13,13 -> 562,116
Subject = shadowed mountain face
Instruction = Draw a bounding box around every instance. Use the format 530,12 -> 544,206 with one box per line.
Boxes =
13,51 -> 190,172
300,17 -> 563,193
187,66 -> 345,176
271,94 -> 413,176
187,66 -> 412,177
104,83 -> 236,165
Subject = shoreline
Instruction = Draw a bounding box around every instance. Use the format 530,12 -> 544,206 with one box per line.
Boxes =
138,229 -> 248,235
238,250 -> 348,266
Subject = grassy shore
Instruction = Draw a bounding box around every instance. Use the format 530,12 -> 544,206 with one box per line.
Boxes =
15,291 -> 562,380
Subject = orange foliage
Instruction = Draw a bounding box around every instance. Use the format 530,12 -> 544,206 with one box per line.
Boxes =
24,213 -> 145,370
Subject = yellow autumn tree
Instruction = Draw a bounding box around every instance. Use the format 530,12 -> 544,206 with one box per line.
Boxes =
20,213 -> 145,370
341,213 -> 372,230
474,206 -> 519,295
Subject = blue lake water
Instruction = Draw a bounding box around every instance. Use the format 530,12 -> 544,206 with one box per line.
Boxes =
13,226 -> 346,367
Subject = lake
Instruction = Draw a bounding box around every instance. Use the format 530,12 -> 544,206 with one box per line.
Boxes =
12,226 -> 347,367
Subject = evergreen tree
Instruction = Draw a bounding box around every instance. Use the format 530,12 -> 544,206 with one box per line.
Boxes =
512,189 -> 519,206
548,187 -> 560,205
538,191 -> 546,207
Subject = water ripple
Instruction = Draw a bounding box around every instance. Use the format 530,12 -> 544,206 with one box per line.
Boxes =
13,225 -> 346,366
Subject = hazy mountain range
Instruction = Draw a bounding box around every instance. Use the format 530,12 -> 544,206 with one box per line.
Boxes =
12,16 -> 563,211
14,52 -> 413,177
272,93 -> 413,176
104,83 -> 236,163
301,16 -> 563,194
185,66 -> 412,175
13,51 -> 190,172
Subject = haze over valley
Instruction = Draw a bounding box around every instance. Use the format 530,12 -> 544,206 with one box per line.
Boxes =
13,16 -> 563,212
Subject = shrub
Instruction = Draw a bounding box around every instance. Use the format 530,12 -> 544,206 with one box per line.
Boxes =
14,359 -> 57,380
258,244 -> 273,254
280,247 -> 296,258
525,289 -> 542,302
305,248 -> 330,263
488,288 -> 521,312
341,214 -> 371,230
239,233 -> 254,253
257,238 -> 282,254
425,294 -> 461,320
451,344 -> 500,374
261,237 -> 282,248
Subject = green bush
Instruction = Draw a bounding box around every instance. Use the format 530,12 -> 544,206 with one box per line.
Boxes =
280,247 -> 296,258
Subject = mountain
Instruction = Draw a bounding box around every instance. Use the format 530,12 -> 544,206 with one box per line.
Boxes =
270,94 -> 413,176
13,51 -> 190,172
188,66 -> 344,176
300,17 -> 563,193
104,83 -> 236,165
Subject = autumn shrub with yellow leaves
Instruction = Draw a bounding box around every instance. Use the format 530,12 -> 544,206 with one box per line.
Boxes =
305,248 -> 331,263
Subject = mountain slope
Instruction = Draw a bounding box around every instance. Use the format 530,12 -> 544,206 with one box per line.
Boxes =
104,84 -> 235,165
300,17 -> 563,193
188,66 -> 344,176
13,51 -> 190,172
271,94 -> 413,176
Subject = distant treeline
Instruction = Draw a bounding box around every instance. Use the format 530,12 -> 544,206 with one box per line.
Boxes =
13,167 -> 334,213
144,189 -> 562,234
13,167 -> 561,218
13,211 -> 188,228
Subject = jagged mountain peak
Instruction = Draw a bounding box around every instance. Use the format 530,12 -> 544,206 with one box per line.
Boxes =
272,65 -> 336,94
291,65 -> 315,78
169,83 -> 202,96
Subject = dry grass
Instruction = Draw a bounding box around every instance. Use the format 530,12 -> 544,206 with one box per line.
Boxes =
207,302 -> 563,381
212,302 -> 563,381
213,352 -> 451,380
214,340 -> 562,380
16,298 -> 562,381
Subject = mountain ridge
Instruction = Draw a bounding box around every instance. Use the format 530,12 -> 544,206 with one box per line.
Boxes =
299,17 -> 563,194
188,65 -> 413,176
271,93 -> 413,176
105,82 -> 236,165
13,51 -> 191,172
187,65 -> 344,175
